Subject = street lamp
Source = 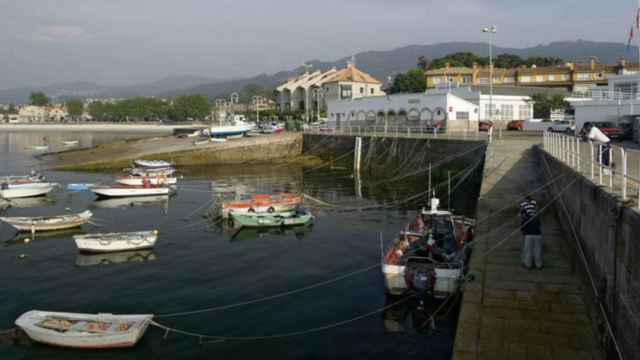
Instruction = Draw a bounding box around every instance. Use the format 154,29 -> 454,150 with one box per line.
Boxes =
313,88 -> 322,122
252,96 -> 264,123
482,26 -> 497,123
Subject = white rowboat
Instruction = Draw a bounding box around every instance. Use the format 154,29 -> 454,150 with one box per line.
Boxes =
115,176 -> 177,186
15,310 -> 153,349
31,145 -> 50,151
133,160 -> 175,169
0,210 -> 93,232
74,231 -> 159,253
63,140 -> 80,146
0,185 -> 55,199
93,185 -> 174,198
6,182 -> 58,189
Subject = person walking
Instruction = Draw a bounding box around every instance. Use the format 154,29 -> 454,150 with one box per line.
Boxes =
581,122 -> 612,169
520,196 -> 543,270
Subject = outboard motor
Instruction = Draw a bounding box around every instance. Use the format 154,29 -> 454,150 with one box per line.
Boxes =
412,268 -> 434,310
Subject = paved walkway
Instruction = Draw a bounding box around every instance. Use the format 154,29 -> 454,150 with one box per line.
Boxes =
452,134 -> 603,360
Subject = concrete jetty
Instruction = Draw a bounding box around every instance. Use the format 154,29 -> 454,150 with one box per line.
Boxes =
453,134 -> 603,360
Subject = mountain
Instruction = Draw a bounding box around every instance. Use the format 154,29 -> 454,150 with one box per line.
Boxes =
1,40 -> 635,104
172,40 -> 638,99
0,75 -> 218,104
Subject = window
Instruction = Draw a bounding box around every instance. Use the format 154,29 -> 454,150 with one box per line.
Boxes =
518,105 -> 531,120
501,104 -> 514,120
340,85 -> 353,99
456,111 -> 469,120
484,104 -> 497,120
520,76 -> 531,83
548,75 -> 556,81
370,88 -> 374,95
577,73 -> 591,81
360,87 -> 365,95
432,77 -> 442,85
559,74 -> 569,81
535,75 -> 544,82
503,77 -> 515,83
463,75 -> 472,83
479,77 -> 489,85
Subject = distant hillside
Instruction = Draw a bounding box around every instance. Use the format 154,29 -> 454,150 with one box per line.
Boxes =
1,40 -> 635,104
172,40 -> 639,99
0,75 -> 218,104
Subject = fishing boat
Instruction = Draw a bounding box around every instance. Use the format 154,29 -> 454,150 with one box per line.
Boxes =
76,250 -> 157,267
15,310 -> 153,349
1,172 -> 46,184
133,160 -> 175,169
382,196 -> 474,299
115,176 -> 177,186
63,140 -> 80,146
92,184 -> 174,198
74,231 -> 159,253
6,182 -> 58,190
231,210 -> 313,228
127,167 -> 176,177
221,193 -> 303,218
0,210 -> 93,232
0,184 -> 56,199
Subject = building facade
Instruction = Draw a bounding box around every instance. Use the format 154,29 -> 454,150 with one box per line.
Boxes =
17,105 -> 68,123
276,64 -> 385,120
425,59 -> 640,95
325,88 -> 533,132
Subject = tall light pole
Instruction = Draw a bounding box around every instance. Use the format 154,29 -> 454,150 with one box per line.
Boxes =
313,88 -> 322,122
482,26 -> 497,123
252,96 -> 264,123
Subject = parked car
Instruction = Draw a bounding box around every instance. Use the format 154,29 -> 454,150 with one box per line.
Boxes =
507,120 -> 524,131
479,121 -> 494,132
592,122 -> 623,140
547,121 -> 575,134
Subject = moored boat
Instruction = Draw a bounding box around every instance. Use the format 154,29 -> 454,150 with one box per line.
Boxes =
115,176 -> 177,186
221,193 -> 303,218
127,167 -> 176,177
15,310 -> 153,349
6,182 -> 59,190
1,172 -> 46,184
31,145 -> 50,151
207,124 -> 252,138
93,195 -> 169,209
63,140 -> 80,146
133,160 -> 175,169
0,184 -> 56,199
0,210 -> 93,232
382,196 -> 474,299
93,185 -> 174,198
76,250 -> 157,267
231,210 -> 314,228
74,230 -> 159,253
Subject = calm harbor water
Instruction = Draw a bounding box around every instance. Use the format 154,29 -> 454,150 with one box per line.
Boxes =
0,131 -> 477,360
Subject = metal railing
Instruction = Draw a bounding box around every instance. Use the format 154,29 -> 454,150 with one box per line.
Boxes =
570,89 -> 640,101
543,131 -> 640,209
303,125 -> 490,141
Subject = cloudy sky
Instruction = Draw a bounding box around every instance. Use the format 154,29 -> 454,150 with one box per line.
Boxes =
0,0 -> 633,89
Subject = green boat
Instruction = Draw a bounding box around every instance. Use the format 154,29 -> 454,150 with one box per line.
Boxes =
231,211 -> 314,228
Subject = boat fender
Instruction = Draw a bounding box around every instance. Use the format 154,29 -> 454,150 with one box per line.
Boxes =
267,206 -> 275,213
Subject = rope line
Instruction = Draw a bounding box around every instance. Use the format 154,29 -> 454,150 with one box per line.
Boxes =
151,295 -> 414,341
155,264 -> 380,318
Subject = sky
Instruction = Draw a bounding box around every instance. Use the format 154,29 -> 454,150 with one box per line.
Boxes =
0,0 -> 635,89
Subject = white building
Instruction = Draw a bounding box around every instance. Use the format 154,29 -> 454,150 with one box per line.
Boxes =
326,88 -> 533,132
276,63 -> 385,120
568,74 -> 640,140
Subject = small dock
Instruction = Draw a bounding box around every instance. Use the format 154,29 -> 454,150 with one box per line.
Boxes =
453,134 -> 603,360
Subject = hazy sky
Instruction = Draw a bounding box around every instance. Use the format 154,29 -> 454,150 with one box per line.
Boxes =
0,0 -> 634,89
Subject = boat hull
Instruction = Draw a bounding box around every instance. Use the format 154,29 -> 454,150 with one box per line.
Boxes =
115,177 -> 177,186
222,203 -> 298,219
74,231 -> 158,253
231,212 -> 313,228
0,186 -> 54,199
133,160 -> 174,169
0,211 -> 92,232
15,311 -> 152,349
93,187 -> 172,198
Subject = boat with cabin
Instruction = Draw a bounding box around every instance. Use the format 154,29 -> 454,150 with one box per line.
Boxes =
127,167 -> 176,177
15,310 -> 153,349
0,183 -> 56,199
133,160 -> 175,169
382,196 -> 474,299
0,210 -> 93,232
115,176 -> 177,186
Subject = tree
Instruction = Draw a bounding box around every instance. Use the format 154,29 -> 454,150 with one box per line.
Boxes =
388,69 -> 426,94
30,92 -> 50,106
169,94 -> 211,121
66,98 -> 84,118
417,56 -> 430,70
493,54 -> 525,68
531,93 -> 570,119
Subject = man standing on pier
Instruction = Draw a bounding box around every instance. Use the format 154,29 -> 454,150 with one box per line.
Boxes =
520,197 -> 543,270
581,122 -> 612,170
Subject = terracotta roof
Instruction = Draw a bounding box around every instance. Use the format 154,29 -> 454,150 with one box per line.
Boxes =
323,64 -> 381,84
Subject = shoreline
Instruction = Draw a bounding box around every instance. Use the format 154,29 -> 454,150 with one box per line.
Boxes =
0,123 -> 206,133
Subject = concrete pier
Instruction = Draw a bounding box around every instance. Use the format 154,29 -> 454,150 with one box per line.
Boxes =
453,135 -> 603,360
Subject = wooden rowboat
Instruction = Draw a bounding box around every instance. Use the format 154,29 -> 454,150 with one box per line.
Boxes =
115,176 -> 177,186
74,231 -> 159,253
221,193 -> 303,218
92,185 -> 174,198
0,210 -> 93,232
231,211 -> 314,228
15,310 -> 153,349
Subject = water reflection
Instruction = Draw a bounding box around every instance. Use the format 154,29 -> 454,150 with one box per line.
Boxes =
228,225 -> 314,242
382,295 -> 460,335
4,228 -> 85,247
92,195 -> 170,212
76,250 -> 157,267
6,197 -> 55,209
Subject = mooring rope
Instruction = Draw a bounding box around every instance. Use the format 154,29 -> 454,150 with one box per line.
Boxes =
155,263 -> 381,318
151,295 -> 414,342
